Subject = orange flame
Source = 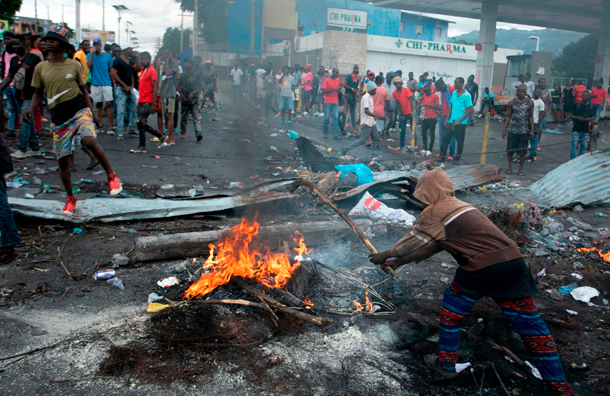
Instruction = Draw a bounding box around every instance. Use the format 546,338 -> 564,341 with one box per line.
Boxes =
183,217 -> 309,299
303,295 -> 314,309
364,291 -> 373,312
353,301 -> 364,311
576,245 -> 610,263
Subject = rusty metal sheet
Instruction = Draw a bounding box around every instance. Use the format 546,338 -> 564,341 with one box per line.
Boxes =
443,164 -> 504,191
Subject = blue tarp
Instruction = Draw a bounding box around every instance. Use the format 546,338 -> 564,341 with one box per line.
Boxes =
334,164 -> 374,185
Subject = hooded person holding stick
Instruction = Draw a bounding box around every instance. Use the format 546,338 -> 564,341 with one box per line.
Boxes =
368,169 -> 573,396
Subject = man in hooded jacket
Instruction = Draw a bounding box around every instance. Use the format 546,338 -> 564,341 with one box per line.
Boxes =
369,169 -> 573,396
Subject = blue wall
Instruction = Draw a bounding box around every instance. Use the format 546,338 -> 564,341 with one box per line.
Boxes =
398,14 -> 449,42
227,0 -> 264,54
227,0 -> 450,54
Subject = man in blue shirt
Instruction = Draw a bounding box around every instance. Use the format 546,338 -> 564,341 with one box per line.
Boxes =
480,87 -> 495,113
440,77 -> 473,165
87,40 -> 114,133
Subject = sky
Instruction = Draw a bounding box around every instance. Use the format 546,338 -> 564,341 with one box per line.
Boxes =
17,0 -> 187,54
16,1 -> 542,54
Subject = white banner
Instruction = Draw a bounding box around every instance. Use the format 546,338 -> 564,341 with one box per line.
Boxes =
326,8 -> 367,33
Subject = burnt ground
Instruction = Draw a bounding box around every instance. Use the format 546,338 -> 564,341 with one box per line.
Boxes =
1,89 -> 609,395
0,199 -> 609,396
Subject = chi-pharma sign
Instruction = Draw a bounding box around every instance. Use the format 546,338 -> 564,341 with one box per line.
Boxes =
326,7 -> 367,33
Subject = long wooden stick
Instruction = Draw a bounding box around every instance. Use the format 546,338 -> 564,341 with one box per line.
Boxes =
292,179 -> 398,279
236,280 -> 333,326
491,363 -> 511,396
195,299 -> 267,309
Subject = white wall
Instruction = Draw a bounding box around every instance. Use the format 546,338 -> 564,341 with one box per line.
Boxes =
366,35 -> 522,82
367,52 -> 476,80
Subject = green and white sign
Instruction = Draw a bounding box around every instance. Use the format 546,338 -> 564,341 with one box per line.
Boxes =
326,8 -> 368,33
394,39 -> 467,54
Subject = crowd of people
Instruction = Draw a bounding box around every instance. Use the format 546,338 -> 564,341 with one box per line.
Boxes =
236,62 -> 603,175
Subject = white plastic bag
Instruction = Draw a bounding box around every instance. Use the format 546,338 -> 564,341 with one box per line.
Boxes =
349,192 -> 416,227
131,87 -> 139,103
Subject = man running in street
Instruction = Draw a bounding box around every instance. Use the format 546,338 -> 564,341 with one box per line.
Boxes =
132,51 -> 167,153
0,34 -> 41,158
368,169 -> 574,396
503,85 -> 534,175
25,25 -> 122,214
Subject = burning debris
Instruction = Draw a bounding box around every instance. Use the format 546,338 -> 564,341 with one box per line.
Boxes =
184,217 -> 309,299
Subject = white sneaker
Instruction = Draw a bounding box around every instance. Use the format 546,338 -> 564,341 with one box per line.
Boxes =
10,150 -> 28,158
25,149 -> 41,157
107,129 -> 116,135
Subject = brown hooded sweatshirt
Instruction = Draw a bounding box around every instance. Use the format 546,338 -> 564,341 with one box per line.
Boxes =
392,169 -> 523,271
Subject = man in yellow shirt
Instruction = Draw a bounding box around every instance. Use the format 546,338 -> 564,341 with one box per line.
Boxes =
73,39 -> 90,84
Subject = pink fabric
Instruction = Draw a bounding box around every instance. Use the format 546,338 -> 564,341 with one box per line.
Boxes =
373,86 -> 389,115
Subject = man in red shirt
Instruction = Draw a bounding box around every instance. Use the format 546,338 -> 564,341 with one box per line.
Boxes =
133,51 -> 167,153
320,67 -> 342,139
373,75 -> 390,138
572,81 -> 586,104
417,84 -> 441,152
392,77 -> 416,152
590,79 -> 607,121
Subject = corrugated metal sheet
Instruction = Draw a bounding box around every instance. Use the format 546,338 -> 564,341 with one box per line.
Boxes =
525,150 -> 610,207
9,190 -> 295,223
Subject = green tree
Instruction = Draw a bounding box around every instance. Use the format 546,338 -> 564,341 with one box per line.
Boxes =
552,34 -> 597,83
178,0 -> 228,45
161,27 -> 192,54
0,0 -> 22,22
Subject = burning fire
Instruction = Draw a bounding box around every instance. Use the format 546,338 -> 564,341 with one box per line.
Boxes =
575,241 -> 610,263
302,295 -> 314,309
577,246 -> 610,262
184,217 -> 310,300
353,291 -> 374,312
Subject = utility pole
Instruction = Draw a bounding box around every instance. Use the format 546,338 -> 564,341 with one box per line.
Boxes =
177,12 -> 194,54
75,0 -> 81,42
62,4 -> 64,23
249,0 -> 255,55
193,0 -> 198,57
102,0 -> 106,31
35,0 -> 38,20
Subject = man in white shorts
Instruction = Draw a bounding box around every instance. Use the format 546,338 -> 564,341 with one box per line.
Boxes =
87,40 -> 114,133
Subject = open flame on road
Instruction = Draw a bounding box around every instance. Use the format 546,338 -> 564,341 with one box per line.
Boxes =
184,217 -> 310,300
575,240 -> 610,263
353,291 -> 374,312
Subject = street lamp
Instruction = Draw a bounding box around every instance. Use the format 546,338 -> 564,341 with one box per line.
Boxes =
529,35 -> 540,52
113,5 -> 128,44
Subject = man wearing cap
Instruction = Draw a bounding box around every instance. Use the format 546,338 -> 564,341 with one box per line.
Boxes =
342,65 -> 360,134
73,40 -> 90,87
24,25 -> 122,214
87,39 -> 114,134
341,81 -> 383,157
